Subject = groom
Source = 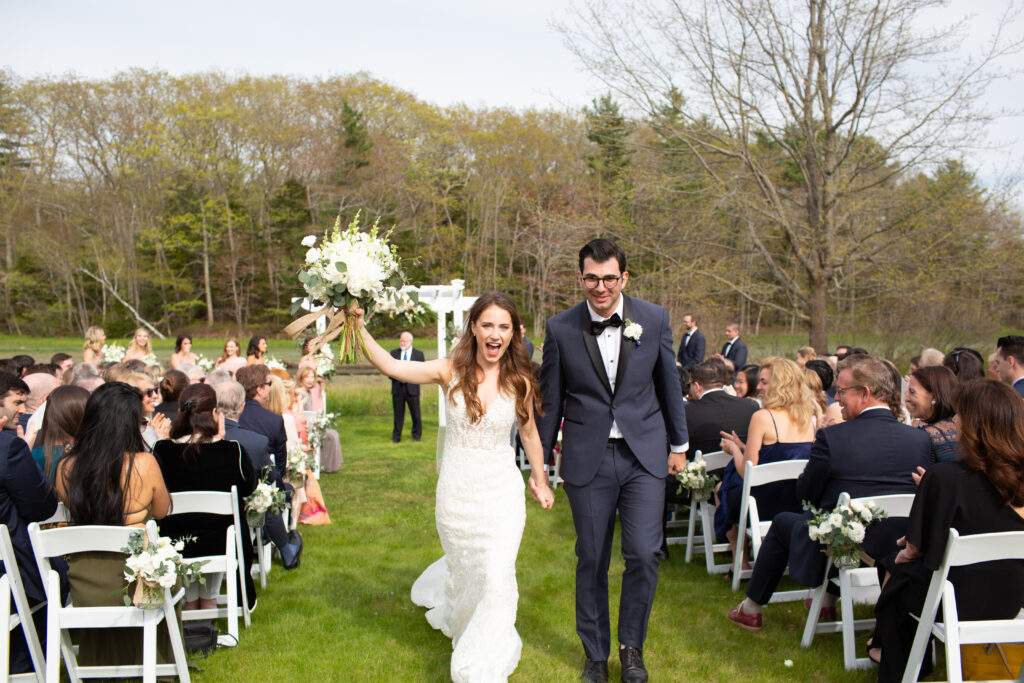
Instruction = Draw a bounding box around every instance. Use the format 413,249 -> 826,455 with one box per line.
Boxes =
538,239 -> 688,683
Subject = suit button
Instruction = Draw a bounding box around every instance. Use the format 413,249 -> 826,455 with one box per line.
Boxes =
612,404 -> 617,409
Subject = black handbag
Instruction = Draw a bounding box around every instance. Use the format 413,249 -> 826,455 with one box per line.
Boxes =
182,620 -> 219,656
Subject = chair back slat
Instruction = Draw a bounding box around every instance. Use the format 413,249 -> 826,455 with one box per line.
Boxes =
695,450 -> 731,471
29,524 -> 134,558
746,459 -> 808,487
946,529 -> 1024,567
168,491 -> 234,516
849,493 -> 915,519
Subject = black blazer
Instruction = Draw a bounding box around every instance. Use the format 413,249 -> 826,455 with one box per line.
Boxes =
223,419 -> 282,484
238,399 -> 287,479
676,328 -> 706,370
390,347 -> 425,396
0,431 -> 64,605
721,337 -> 748,368
684,390 -> 758,458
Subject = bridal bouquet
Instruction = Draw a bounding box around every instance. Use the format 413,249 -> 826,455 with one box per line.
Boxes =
286,442 -> 312,484
141,352 -> 159,367
121,529 -> 206,609
243,473 -> 288,528
374,286 -> 426,324
101,343 -> 126,363
308,412 -> 337,451
195,354 -> 215,372
265,356 -> 286,372
675,459 -> 719,502
284,211 -> 405,364
804,499 -> 888,569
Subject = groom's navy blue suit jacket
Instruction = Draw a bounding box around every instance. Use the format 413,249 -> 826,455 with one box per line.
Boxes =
538,294 -> 688,486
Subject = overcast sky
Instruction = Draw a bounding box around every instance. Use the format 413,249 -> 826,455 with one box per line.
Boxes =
2,0 -> 1021,202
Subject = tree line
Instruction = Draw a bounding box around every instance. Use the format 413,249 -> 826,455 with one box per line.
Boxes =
1,68 -> 1021,347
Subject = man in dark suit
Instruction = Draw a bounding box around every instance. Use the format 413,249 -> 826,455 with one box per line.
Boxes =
0,371 -> 68,674
215,379 -> 301,574
995,335 -> 1024,397
675,313 -> 706,371
716,323 -> 748,368
539,239 -> 688,683
685,360 -> 758,457
725,355 -> 931,631
390,332 -> 424,442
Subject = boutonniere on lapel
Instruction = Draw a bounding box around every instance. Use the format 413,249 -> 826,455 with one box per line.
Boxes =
623,319 -> 643,345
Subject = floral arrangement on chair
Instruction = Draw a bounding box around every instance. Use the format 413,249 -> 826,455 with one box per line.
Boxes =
307,412 -> 337,452
675,459 -> 719,502
286,443 -> 314,486
804,499 -> 888,569
122,529 -> 206,609
243,472 -> 288,529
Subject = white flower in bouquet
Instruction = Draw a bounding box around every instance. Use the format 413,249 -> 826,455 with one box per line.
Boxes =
308,412 -> 338,451
675,459 -> 719,500
141,352 -> 159,368
286,211 -> 407,364
102,343 -> 126,363
804,498 -> 888,565
847,520 -> 866,543
121,528 -> 206,606
265,356 -> 286,371
286,442 -> 310,481
195,354 -> 214,372
244,477 -> 287,517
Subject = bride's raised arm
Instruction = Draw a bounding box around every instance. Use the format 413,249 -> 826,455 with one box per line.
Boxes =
354,305 -> 451,387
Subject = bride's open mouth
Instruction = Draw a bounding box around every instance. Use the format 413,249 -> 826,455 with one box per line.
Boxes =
484,341 -> 503,357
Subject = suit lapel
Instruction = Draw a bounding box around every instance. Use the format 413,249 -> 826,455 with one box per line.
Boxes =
580,304 -> 613,395
613,295 -> 633,396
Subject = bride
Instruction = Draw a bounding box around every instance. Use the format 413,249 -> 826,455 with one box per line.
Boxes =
356,291 -> 554,682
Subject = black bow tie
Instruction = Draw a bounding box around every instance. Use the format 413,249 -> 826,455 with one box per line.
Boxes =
590,313 -> 623,336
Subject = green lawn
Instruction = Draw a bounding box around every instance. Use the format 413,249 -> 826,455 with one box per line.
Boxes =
186,376 -> 887,682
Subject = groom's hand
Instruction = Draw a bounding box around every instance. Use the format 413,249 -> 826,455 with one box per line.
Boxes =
668,452 -> 687,476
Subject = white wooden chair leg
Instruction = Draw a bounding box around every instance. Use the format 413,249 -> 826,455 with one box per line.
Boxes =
801,562 -> 831,648
684,503 -> 698,563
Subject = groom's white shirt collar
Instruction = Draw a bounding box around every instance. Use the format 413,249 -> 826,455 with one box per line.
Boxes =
586,295 -> 624,322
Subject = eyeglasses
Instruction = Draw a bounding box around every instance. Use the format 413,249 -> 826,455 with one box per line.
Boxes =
197,377 -> 206,383
264,381 -> 272,387
144,388 -> 159,397
581,275 -> 622,289
835,385 -> 863,398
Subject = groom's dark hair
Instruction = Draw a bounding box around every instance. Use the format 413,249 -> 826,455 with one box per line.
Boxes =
579,239 -> 626,274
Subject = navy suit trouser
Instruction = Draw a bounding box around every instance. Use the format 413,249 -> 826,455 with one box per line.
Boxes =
563,440 -> 664,660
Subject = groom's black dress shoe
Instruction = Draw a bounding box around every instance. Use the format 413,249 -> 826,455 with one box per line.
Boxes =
619,647 -> 647,683
581,659 -> 608,682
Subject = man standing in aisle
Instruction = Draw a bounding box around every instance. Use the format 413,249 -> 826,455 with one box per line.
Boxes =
676,313 -> 705,371
391,332 -> 424,442
715,323 -> 748,369
539,238 -> 688,683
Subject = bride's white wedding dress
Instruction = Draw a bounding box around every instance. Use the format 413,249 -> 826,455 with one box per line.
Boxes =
410,384 -> 525,682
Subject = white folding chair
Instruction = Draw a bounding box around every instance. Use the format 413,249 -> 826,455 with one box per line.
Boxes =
801,492 -> 916,669
732,458 -> 809,595
0,525 -> 45,682
166,487 -> 250,637
28,520 -> 191,683
674,451 -> 734,575
903,528 -> 1024,683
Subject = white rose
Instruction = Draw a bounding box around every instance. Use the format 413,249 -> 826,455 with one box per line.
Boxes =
301,235 -> 317,247
847,521 -> 866,543
808,525 -> 819,541
819,521 -> 832,535
305,247 -> 322,264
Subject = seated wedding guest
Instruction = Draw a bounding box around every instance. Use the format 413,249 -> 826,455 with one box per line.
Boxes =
123,327 -> 152,362
120,359 -> 149,375
943,347 -> 985,382
21,372 -> 59,439
169,334 -> 197,369
215,380 -> 301,571
82,326 -> 105,365
215,337 -> 246,376
30,385 -> 89,482
733,364 -> 760,402
297,340 -> 328,406
795,346 -> 815,368
154,383 -> 258,610
236,365 -> 287,483
0,359 -> 16,375
994,334 -> 1024,397
71,374 -> 104,393
871,379 -> 1024,680
904,366 -> 958,463
907,354 -> 922,376
68,362 -> 99,384
987,351 -> 1000,380
176,363 -> 205,385
246,336 -> 267,365
205,368 -> 232,387
919,347 -> 944,368
51,353 -> 74,378
0,372 -> 69,675
24,363 -> 60,379
726,354 -> 931,631
806,360 -> 843,426
686,360 -> 759,458
295,367 -> 343,472
155,369 -> 188,421
803,367 -> 828,418
122,372 -> 169,450
55,381 -> 173,667
10,356 -> 33,378
717,357 -> 816,562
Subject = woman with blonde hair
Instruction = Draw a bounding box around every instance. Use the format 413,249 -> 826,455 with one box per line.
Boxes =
796,346 -> 816,368
82,326 -> 105,365
123,328 -> 152,362
716,357 -> 817,562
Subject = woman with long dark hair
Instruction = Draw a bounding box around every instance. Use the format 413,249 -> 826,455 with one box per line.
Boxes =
872,379 -> 1024,680
30,384 -> 89,482
55,382 -> 172,666
356,291 -> 553,682
153,383 -> 257,611
246,336 -> 267,365
169,334 -> 197,369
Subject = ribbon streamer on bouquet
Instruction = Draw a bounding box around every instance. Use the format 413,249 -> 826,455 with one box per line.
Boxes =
283,302 -> 365,360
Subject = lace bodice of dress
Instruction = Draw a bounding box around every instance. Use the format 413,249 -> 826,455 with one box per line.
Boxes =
444,385 -> 517,453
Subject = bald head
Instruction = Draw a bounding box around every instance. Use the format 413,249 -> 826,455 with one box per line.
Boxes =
24,373 -> 60,411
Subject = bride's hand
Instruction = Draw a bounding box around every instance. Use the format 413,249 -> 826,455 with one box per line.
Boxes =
528,473 -> 554,510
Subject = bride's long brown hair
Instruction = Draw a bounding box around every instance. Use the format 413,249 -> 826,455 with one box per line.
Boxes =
449,291 -> 542,424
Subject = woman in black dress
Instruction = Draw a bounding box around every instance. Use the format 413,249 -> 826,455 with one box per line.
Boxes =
153,383 -> 258,611
872,378 -> 1024,681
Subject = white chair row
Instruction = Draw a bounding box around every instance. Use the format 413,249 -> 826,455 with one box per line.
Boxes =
1,488 -> 254,682
676,450 -> 733,575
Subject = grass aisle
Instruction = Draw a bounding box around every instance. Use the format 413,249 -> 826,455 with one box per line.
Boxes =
189,395 -> 877,682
